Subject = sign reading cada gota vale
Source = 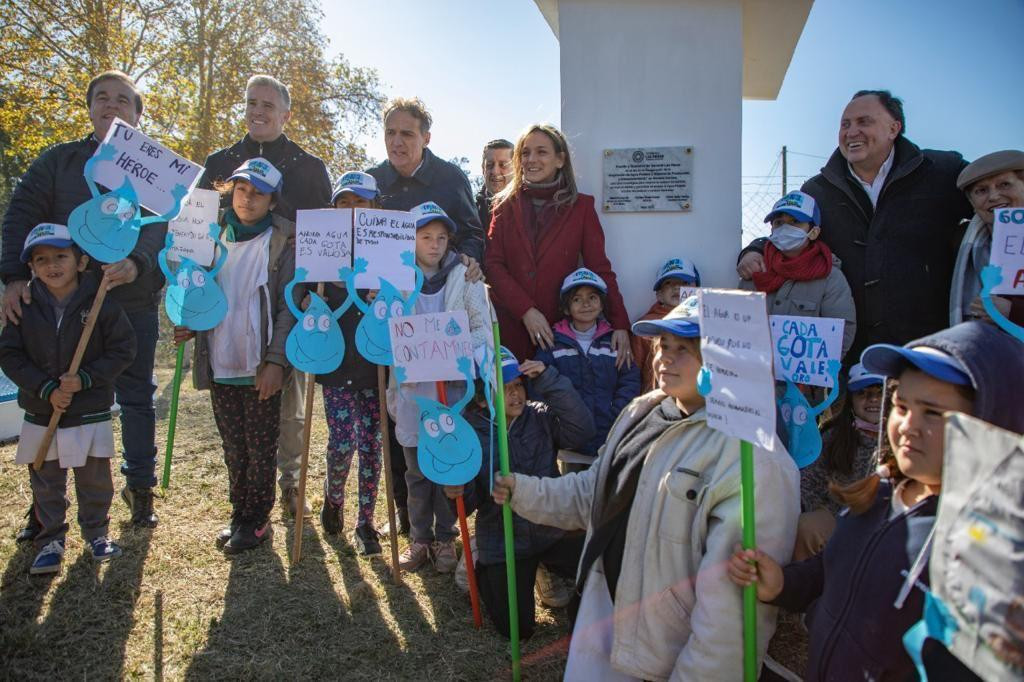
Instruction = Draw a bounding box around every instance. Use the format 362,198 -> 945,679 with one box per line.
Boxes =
602,146 -> 693,212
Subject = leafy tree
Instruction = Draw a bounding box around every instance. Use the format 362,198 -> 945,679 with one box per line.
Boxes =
0,0 -> 384,213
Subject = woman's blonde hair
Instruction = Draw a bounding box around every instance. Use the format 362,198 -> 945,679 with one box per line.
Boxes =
492,124 -> 579,212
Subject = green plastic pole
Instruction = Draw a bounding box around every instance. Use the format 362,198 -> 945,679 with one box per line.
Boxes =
740,439 -> 757,682
491,322 -> 521,681
161,343 -> 185,490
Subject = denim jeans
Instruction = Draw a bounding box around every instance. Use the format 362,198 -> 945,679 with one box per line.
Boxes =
117,309 -> 158,489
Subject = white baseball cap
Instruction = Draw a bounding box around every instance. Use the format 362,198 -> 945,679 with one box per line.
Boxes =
560,268 -> 608,296
332,171 -> 379,203
21,223 -> 74,262
229,157 -> 283,194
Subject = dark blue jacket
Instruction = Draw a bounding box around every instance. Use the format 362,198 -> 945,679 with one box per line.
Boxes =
461,365 -> 594,565
772,481 -> 936,681
535,319 -> 640,455
366,148 -> 484,261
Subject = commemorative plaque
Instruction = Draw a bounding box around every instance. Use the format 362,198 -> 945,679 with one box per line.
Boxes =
602,146 -> 693,212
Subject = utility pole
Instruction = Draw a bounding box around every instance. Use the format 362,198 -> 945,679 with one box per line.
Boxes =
781,145 -> 788,195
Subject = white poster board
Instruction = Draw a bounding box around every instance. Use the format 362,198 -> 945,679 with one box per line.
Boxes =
93,117 -> 203,216
770,315 -> 845,388
353,208 -> 416,290
699,289 -> 776,450
167,188 -> 219,266
295,209 -> 353,283
990,208 -> 1024,295
390,311 -> 476,383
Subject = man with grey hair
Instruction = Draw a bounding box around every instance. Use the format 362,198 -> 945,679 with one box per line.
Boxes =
198,74 -> 331,519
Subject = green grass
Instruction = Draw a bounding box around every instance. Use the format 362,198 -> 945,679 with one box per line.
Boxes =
0,343 -> 571,680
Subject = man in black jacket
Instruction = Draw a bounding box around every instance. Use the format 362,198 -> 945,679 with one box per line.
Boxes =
1,70 -> 165,531
366,97 -> 485,262
737,90 -> 973,359
197,75 -> 331,520
475,138 -> 514,240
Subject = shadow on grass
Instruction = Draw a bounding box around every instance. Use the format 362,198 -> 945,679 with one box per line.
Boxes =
1,521 -> 154,678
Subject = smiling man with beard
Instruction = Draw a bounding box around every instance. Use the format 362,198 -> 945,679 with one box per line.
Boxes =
737,90 -> 974,360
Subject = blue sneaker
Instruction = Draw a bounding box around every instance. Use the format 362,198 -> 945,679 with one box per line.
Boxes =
89,536 -> 123,562
29,539 -> 65,575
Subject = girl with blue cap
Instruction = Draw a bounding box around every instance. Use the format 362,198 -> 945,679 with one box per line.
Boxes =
729,321 -> 1024,681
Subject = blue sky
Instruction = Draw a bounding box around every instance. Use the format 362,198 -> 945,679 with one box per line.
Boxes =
324,0 -> 1024,186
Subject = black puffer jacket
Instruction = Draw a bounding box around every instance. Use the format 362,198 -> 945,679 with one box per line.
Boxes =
0,274 -> 136,427
1,135 -> 169,313
314,283 -> 377,392
461,366 -> 594,565
198,133 -> 331,221
743,137 -> 973,359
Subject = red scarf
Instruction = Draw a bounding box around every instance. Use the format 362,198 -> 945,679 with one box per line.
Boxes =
752,240 -> 833,293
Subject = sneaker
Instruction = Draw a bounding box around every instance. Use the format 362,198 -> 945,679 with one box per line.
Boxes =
398,541 -> 431,571
89,536 -> 123,562
224,520 -> 273,555
29,539 -> 65,575
431,540 -> 458,573
215,522 -> 238,548
121,487 -> 158,528
320,497 -> 344,536
281,487 -> 313,520
535,564 -> 574,608
15,504 -> 41,544
353,524 -> 382,556
381,507 -> 411,538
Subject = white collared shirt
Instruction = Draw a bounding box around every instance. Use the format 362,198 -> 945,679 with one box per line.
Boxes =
849,145 -> 895,207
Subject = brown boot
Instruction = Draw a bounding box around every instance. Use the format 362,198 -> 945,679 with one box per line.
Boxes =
281,487 -> 312,520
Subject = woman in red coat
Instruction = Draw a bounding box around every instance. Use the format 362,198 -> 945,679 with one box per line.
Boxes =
484,124 -> 631,362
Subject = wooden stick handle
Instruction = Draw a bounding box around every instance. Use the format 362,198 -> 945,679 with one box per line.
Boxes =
291,282 -> 324,565
378,365 -> 402,583
32,284 -> 109,470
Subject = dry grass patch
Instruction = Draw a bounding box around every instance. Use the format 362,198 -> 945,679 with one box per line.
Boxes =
0,347 -> 571,680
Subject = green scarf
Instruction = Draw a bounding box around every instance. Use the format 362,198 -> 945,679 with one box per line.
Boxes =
223,208 -> 273,242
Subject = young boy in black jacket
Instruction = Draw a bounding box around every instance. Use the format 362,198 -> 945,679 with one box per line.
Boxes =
445,346 -> 595,639
0,224 -> 136,574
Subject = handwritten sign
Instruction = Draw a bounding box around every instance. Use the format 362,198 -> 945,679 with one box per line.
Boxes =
990,208 -> 1024,295
770,315 -> 845,387
167,188 -> 219,266
699,289 -> 776,450
390,311 -> 476,383
92,117 -> 202,216
295,209 -> 353,283
354,208 -> 416,290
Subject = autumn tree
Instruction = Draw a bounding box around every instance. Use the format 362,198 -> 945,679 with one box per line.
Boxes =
0,0 -> 384,210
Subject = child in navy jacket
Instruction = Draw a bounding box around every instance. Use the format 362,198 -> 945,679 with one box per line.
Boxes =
535,268 -> 640,456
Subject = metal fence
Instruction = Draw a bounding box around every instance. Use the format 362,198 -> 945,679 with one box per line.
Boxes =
741,147 -> 828,244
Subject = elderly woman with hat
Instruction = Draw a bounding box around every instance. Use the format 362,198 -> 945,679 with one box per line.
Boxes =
951,149 -> 1024,325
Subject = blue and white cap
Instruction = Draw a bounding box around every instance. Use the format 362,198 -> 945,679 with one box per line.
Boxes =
475,344 -> 522,384
560,268 -> 607,296
410,201 -> 457,234
631,295 -> 701,338
229,157 -> 283,194
331,171 -> 379,204
847,362 -> 885,392
764,190 -> 821,226
653,258 -> 700,290
860,344 -> 973,387
21,223 -> 74,262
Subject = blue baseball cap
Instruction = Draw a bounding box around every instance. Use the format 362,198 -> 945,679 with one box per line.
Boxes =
21,223 -> 74,262
474,344 -> 522,384
847,362 -> 885,392
560,268 -> 608,296
764,191 -> 821,227
332,171 -> 379,204
653,258 -> 700,290
631,295 -> 701,338
410,201 -> 457,234
860,344 -> 973,387
229,157 -> 283,194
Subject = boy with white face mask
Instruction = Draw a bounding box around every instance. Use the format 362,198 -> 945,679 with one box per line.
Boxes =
741,191 -> 857,359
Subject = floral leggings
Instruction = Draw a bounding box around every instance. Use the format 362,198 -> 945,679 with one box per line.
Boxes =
323,386 -> 383,528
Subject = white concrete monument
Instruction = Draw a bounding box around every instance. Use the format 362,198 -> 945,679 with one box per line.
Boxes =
534,0 -> 812,317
